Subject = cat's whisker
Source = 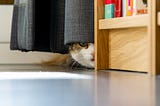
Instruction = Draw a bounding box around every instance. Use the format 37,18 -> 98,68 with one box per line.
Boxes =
71,61 -> 78,69
75,62 -> 80,68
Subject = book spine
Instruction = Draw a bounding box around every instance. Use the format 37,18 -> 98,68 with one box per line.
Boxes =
126,0 -> 134,16
114,0 -> 122,17
122,0 -> 126,17
104,0 -> 115,19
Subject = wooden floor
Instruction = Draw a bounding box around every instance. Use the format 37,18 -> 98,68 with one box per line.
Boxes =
0,65 -> 159,106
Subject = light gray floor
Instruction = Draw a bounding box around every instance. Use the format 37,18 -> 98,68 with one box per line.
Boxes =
0,65 -> 159,106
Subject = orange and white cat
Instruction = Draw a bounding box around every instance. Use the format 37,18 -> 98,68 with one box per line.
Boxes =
43,43 -> 95,68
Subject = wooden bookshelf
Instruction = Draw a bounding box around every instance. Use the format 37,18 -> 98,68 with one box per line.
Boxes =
94,0 -> 160,75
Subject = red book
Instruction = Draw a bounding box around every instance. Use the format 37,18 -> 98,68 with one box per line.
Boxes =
114,0 -> 122,17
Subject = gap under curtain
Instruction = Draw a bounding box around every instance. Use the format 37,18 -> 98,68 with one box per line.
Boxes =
10,0 -> 94,54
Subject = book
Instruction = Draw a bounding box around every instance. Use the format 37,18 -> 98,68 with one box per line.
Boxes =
126,0 -> 134,16
114,0 -> 122,17
105,4 -> 115,19
104,0 -> 115,19
122,0 -> 126,17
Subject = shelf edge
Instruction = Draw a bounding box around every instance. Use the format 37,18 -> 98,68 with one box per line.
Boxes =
99,14 -> 149,29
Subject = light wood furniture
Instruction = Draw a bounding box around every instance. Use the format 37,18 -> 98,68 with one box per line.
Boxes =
94,0 -> 160,75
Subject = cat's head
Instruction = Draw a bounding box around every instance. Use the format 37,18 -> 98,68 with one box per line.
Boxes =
69,43 -> 94,68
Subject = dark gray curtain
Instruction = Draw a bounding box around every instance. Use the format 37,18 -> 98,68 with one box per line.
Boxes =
11,0 -> 34,51
10,0 -> 94,54
64,0 -> 94,44
34,0 -> 68,53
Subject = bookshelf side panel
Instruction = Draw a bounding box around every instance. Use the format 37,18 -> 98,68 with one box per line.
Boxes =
94,0 -> 109,70
155,0 -> 160,75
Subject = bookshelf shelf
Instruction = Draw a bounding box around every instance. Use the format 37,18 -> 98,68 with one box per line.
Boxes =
99,14 -> 149,29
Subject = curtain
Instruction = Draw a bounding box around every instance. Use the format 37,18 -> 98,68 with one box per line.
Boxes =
10,0 -> 34,51
64,0 -> 94,44
10,0 -> 94,54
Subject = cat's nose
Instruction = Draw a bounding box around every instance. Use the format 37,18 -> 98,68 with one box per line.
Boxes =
91,52 -> 95,57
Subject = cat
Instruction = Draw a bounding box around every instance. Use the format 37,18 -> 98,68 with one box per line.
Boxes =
42,43 -> 95,68
69,43 -> 94,68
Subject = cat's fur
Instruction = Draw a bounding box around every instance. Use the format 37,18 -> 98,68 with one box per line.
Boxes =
42,43 -> 94,68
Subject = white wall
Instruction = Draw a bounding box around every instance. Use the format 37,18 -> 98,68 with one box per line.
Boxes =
0,5 -> 13,42
0,5 -> 55,64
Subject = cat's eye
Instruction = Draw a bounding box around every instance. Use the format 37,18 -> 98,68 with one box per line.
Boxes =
79,43 -> 88,48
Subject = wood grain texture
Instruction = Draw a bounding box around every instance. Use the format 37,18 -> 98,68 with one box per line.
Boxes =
99,14 -> 149,29
94,0 -> 109,70
109,28 -> 149,72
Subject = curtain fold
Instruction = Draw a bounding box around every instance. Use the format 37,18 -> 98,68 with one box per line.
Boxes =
10,0 -> 94,54
49,0 -> 67,53
64,0 -> 94,44
10,0 -> 34,51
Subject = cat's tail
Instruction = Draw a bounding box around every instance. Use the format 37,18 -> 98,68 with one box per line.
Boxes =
41,53 -> 72,66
